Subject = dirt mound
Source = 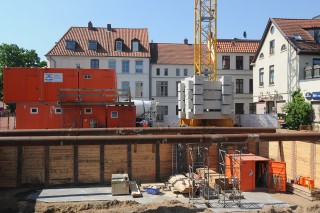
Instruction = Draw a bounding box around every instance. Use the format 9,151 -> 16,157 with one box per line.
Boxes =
306,204 -> 320,213
16,200 -> 213,213
260,205 -> 293,213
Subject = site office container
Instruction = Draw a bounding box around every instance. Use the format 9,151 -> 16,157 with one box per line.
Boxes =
4,68 -> 117,103
16,103 -> 63,129
106,106 -> 136,127
225,154 -> 286,192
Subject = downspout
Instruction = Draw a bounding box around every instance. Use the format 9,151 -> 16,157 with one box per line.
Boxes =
49,56 -> 57,68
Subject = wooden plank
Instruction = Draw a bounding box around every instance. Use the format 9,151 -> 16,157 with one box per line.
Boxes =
21,146 -> 45,185
156,144 -> 160,182
104,145 -> 128,184
131,144 -> 156,183
0,147 -> 17,187
159,144 -> 172,181
45,146 -> 49,186
49,146 -> 74,185
17,146 -> 22,187
74,145 -> 78,184
129,181 -> 142,198
78,145 -> 100,183
100,145 -> 104,184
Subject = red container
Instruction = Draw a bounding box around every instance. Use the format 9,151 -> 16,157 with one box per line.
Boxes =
4,68 -> 117,103
106,106 -> 136,128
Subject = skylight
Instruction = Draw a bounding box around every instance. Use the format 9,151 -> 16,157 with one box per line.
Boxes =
66,40 -> 76,50
292,34 -> 303,41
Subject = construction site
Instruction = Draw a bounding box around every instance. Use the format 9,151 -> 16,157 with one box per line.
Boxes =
1,0 -> 320,213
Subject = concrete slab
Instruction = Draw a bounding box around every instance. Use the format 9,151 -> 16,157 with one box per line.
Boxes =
35,186 -> 289,212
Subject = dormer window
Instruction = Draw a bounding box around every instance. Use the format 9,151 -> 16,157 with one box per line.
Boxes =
292,34 -> 303,41
88,40 -> 98,51
115,39 -> 123,52
132,39 -> 140,52
66,40 -> 76,50
259,53 -> 264,59
281,44 -> 287,51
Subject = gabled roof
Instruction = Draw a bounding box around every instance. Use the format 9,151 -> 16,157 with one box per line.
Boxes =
151,40 -> 259,65
253,18 -> 320,63
46,26 -> 150,58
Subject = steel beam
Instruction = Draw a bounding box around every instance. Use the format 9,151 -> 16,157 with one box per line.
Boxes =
0,133 -> 320,146
0,127 -> 276,137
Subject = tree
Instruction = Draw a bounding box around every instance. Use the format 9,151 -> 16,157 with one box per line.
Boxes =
0,43 -> 47,105
283,89 -> 314,130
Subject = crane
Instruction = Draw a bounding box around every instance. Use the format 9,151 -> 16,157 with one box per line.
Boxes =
178,0 -> 233,127
194,0 -> 217,81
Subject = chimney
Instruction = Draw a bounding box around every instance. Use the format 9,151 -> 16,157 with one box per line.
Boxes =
184,38 -> 188,45
107,24 -> 112,32
88,21 -> 93,30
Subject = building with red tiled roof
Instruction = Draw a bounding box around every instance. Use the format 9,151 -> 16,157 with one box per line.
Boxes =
46,22 -> 151,101
151,39 -> 259,124
252,18 -> 320,124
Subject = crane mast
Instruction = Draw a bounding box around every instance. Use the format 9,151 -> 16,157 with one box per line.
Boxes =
194,0 -> 217,81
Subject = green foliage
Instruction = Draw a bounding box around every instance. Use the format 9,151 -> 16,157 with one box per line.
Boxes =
283,89 -> 314,130
0,43 -> 47,100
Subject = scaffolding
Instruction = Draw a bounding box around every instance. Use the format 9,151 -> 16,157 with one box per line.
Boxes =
217,144 -> 243,208
188,143 -> 217,205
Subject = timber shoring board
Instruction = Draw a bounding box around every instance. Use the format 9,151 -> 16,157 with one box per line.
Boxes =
49,146 -> 74,185
104,145 -> 128,184
131,144 -> 156,183
286,183 -> 320,201
0,147 -> 17,187
159,144 -> 172,181
22,146 -> 45,185
78,145 -> 100,183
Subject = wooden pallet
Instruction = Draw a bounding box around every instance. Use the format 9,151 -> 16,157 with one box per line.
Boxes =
286,183 -> 320,201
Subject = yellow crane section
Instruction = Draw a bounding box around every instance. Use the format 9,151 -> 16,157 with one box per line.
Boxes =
194,0 -> 217,81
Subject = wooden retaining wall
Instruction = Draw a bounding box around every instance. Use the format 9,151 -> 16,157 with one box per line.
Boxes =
0,141 -> 263,187
259,130 -> 320,189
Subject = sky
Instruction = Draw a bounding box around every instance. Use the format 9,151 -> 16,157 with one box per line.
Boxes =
1,0 -> 319,61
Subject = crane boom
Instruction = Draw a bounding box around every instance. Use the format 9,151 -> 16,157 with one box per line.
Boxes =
194,0 -> 217,80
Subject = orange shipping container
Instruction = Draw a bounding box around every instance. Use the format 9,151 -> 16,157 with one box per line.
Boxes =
4,68 -> 117,103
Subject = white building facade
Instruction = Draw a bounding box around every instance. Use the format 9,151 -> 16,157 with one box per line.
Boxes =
252,18 -> 320,123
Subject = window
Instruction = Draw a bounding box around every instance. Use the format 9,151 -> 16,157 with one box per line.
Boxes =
122,60 -> 130,73
108,60 -> 116,69
156,68 -> 160,76
135,81 -> 143,97
270,26 -> 275,34
236,56 -> 243,70
30,107 -> 38,114
184,68 -> 188,76
281,44 -> 287,51
249,79 -> 253,94
314,59 -> 320,65
235,103 -> 244,114
66,40 -> 76,50
269,65 -> 274,84
83,74 -> 92,79
236,79 -> 244,93
249,103 -> 256,114
176,68 -> 180,76
135,60 -> 143,73
259,68 -> 264,86
121,81 -> 130,95
88,40 -> 98,51
91,59 -> 99,68
111,111 -> 118,118
164,68 -> 168,76
249,56 -> 254,70
157,106 -> 168,122
156,81 -> 168,96
84,108 -> 92,114
132,40 -> 139,52
270,40 -> 275,54
222,56 -> 230,69
55,107 -> 62,114
259,53 -> 264,59
176,105 -> 178,116
116,40 -> 123,51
